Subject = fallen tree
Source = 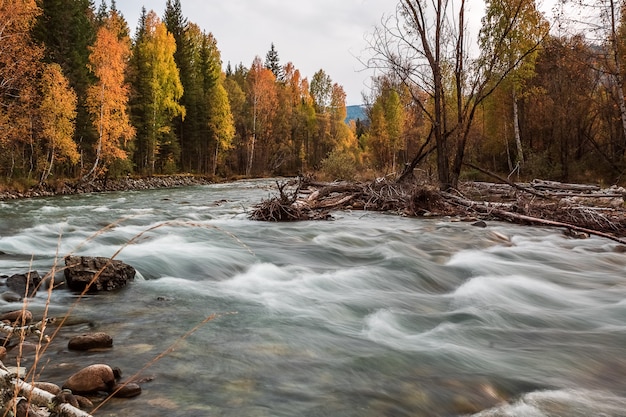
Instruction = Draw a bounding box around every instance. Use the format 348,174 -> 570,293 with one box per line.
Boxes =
0,365 -> 93,417
249,177 -> 626,244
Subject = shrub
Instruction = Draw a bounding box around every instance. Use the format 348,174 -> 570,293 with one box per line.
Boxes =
320,149 -> 357,181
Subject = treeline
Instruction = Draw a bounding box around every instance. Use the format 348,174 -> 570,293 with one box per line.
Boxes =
365,0 -> 626,187
2,0 -> 626,189
0,0 -> 356,185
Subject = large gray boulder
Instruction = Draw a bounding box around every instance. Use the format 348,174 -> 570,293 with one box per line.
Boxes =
64,256 -> 135,292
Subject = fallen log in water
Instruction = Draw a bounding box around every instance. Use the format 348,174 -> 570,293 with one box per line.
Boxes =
249,178 -> 626,243
442,192 -> 626,245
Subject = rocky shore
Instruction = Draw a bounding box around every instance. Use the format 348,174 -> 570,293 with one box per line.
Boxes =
0,256 -> 141,416
0,175 -> 214,200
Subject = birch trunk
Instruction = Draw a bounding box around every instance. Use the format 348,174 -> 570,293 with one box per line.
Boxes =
0,367 -> 93,417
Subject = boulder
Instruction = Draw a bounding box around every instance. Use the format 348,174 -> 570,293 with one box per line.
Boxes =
62,364 -> 117,394
64,256 -> 135,292
6,271 -> 42,298
68,332 -> 113,351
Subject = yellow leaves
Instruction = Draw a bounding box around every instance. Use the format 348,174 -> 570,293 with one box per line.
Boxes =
140,10 -> 184,120
40,63 -> 79,165
86,23 -> 135,169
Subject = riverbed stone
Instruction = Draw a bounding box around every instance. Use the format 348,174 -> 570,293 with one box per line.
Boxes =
1,291 -> 23,303
6,271 -> 42,298
68,332 -> 113,351
54,389 -> 80,408
64,256 -> 136,292
0,309 -> 32,324
112,382 -> 142,398
34,381 -> 62,396
62,364 -> 117,394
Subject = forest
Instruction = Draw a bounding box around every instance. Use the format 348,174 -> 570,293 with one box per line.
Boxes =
1,0 -> 625,191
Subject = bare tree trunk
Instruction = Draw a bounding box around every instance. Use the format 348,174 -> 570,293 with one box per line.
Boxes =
512,87 -> 524,164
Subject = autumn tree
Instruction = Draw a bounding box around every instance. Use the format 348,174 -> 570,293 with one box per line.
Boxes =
246,57 -> 278,175
368,0 -> 548,189
39,63 -> 79,181
130,10 -> 185,174
33,0 -> 97,162
207,74 -> 235,175
0,0 -> 43,178
480,0 -> 548,170
283,62 -> 316,173
85,10 -> 135,179
523,35 -> 601,180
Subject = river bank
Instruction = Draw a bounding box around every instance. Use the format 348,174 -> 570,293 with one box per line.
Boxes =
0,175 -> 214,200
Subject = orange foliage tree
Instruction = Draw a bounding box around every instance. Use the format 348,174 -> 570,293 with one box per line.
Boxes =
0,0 -> 43,179
246,56 -> 278,176
85,14 -> 135,179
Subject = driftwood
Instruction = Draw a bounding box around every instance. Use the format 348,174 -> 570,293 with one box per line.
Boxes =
442,192 -> 626,244
0,366 -> 93,417
0,318 -> 55,342
250,177 -> 626,243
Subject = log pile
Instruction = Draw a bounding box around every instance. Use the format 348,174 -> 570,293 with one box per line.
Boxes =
249,177 -> 626,244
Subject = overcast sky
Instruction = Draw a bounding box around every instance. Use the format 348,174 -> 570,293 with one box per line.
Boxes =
116,1 -> 560,106
117,0 -> 400,106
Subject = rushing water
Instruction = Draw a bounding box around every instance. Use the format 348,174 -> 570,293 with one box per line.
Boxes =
0,179 -> 626,417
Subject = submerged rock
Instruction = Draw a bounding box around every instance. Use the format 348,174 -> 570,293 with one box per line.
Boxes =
6,271 -> 42,298
64,256 -> 135,292
0,309 -> 32,324
68,332 -> 113,351
1,291 -> 23,303
112,382 -> 142,398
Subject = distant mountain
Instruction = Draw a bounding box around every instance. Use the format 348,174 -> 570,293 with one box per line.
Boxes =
345,105 -> 367,123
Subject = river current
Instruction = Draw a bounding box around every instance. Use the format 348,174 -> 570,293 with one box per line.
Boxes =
0,179 -> 625,416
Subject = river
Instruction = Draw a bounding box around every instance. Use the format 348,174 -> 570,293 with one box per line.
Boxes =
0,179 -> 625,416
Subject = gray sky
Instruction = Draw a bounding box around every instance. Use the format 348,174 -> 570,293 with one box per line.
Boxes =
117,1 -> 559,106
118,0 -> 397,106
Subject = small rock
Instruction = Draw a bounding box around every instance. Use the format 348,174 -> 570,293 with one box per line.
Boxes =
0,310 -> 32,324
75,395 -> 94,409
34,382 -> 62,395
1,291 -> 23,303
68,332 -> 113,351
62,364 -> 117,394
6,271 -> 42,298
0,346 -> 6,361
111,382 -> 142,398
472,220 -> 488,228
54,389 -> 79,408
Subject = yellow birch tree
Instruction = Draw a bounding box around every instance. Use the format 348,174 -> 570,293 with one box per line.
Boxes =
39,63 -> 79,181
